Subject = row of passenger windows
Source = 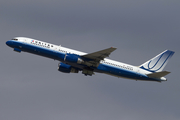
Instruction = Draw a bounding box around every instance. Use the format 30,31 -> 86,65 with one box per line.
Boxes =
102,61 -> 133,70
59,49 -> 67,53
59,49 -> 79,55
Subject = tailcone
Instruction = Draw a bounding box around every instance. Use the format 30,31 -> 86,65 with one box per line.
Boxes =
161,77 -> 167,81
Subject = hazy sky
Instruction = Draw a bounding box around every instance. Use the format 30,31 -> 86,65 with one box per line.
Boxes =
1,0 -> 180,120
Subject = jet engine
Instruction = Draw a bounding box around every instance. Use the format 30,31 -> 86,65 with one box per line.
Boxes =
64,53 -> 84,64
58,62 -> 78,73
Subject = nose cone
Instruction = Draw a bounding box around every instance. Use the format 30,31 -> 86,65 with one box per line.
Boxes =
6,41 -> 12,47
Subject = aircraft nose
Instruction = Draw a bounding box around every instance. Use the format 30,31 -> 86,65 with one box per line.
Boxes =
6,40 -> 12,46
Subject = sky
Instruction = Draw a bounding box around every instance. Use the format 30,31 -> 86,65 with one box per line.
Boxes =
1,0 -> 180,120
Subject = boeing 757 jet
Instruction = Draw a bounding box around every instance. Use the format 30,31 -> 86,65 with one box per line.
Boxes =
6,37 -> 175,82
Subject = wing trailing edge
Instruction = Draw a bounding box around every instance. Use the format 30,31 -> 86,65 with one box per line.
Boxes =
81,47 -> 117,67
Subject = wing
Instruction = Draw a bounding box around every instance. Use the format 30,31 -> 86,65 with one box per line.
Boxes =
81,47 -> 117,67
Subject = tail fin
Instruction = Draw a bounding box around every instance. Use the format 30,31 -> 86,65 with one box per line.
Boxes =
139,50 -> 175,72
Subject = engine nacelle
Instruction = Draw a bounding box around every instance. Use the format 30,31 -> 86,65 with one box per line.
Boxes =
58,62 -> 78,73
64,54 -> 84,64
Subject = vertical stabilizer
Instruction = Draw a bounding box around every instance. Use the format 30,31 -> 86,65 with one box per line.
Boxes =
139,50 -> 174,72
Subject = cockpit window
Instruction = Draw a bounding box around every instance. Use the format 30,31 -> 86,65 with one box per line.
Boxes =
12,39 -> 18,41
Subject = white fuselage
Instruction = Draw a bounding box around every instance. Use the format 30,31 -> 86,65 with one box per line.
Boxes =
6,37 -> 170,82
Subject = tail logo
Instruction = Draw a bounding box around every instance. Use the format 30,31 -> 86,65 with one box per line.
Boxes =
140,50 -> 174,72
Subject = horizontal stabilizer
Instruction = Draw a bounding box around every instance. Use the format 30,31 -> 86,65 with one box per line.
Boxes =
147,71 -> 170,78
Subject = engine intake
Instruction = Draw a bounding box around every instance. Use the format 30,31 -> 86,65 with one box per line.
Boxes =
58,62 -> 78,73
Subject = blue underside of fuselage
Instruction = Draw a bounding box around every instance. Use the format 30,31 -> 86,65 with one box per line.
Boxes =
6,40 -> 161,82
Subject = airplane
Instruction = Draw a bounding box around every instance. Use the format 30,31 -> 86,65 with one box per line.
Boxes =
6,37 -> 175,82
